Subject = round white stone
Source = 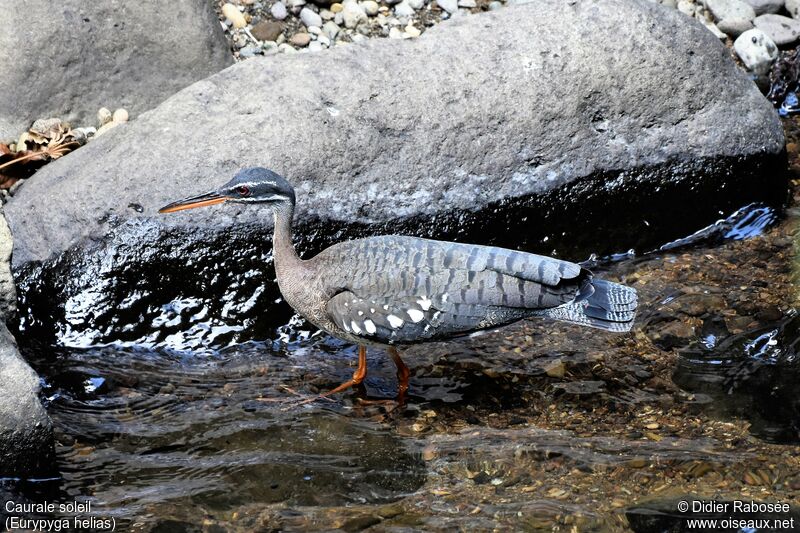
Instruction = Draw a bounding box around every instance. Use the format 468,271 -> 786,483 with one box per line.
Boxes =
734,28 -> 778,74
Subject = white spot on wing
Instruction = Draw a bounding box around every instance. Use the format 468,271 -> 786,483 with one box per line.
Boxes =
364,319 -> 376,334
357,311 -> 364,316
407,309 -> 424,323
441,293 -> 449,303
383,305 -> 389,310
343,322 -> 351,332
387,314 -> 404,328
417,296 -> 432,310
350,321 -> 362,334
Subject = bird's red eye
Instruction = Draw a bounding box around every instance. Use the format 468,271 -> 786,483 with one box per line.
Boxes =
236,186 -> 250,196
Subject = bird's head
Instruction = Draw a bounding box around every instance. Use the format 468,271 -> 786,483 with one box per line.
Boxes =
159,167 -> 295,214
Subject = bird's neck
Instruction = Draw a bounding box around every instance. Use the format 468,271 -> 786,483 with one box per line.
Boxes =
272,201 -> 303,275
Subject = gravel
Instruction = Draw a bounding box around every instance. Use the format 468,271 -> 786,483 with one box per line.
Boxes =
754,13 -> 800,45
395,1 -> 415,18
706,0 -> 756,22
437,0 -> 458,13
300,6 -> 324,27
717,17 -> 754,36
271,1 -> 289,19
342,0 -> 367,28
744,0 -> 784,15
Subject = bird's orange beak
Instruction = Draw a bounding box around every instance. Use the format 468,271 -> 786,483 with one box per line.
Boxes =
158,191 -> 230,213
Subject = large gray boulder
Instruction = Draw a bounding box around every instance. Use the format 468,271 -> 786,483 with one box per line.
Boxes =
0,0 -> 233,141
0,322 -> 55,478
5,0 -> 787,350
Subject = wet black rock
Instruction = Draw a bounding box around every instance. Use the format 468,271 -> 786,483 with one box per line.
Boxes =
5,0 -> 787,350
0,323 -> 55,478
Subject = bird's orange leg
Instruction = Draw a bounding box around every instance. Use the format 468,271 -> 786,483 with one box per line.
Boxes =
388,347 -> 410,402
318,345 -> 368,397
272,346 -> 368,408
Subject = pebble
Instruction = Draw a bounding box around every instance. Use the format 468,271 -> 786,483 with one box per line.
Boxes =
544,359 -> 566,378
717,17 -> 753,36
251,20 -> 284,41
112,108 -> 128,123
271,1 -> 289,19
458,0 -> 476,7
488,0 -> 502,9
700,18 -> 728,39
94,121 -> 120,138
278,42 -> 297,53
706,0 -> 756,22
239,45 -> 261,58
409,0 -> 426,7
318,34 -> 331,46
734,28 -> 779,73
222,3 -> 248,28
97,107 -> 112,126
754,13 -> 800,45
389,26 -> 404,38
342,0 -> 367,28
363,0 -> 380,15
287,0 -> 306,7
436,0 -> 458,13
320,8 -> 335,19
788,0 -> 800,18
323,20 -> 341,39
395,1 -> 415,17
290,32 -> 312,46
308,25 -> 322,34
677,0 -> 695,16
233,33 -> 248,48
405,23 -> 421,37
308,40 -> 325,52
330,2 -> 344,12
300,6 -> 324,27
743,0 -> 783,15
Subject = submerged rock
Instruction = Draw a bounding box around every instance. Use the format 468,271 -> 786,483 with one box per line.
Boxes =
0,323 -> 54,478
5,0 -> 787,349
0,0 -> 233,141
673,313 -> 800,443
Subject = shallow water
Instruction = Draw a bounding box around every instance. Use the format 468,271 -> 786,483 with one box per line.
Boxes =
3,198 -> 799,531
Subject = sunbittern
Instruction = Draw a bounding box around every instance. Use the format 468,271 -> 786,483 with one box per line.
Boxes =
160,168 -> 637,402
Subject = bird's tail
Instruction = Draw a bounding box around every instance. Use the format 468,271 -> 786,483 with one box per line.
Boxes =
537,279 -> 638,332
